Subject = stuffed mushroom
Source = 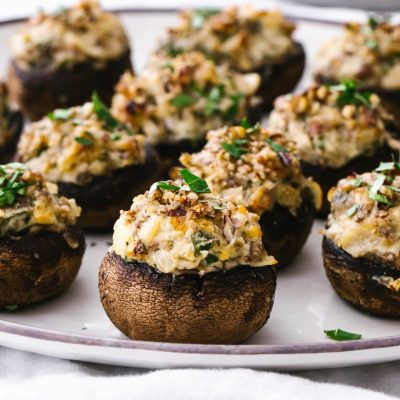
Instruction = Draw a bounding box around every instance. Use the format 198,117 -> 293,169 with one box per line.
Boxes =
0,82 -> 23,163
16,96 -> 161,229
8,0 -> 131,121
314,17 -> 400,134
269,82 -> 395,215
323,163 -> 400,317
99,173 -> 277,343
111,51 -> 262,170
172,123 -> 322,267
0,163 -> 84,308
155,5 -> 305,108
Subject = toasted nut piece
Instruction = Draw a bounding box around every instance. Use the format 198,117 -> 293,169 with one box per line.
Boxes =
317,86 -> 328,100
342,104 -> 356,119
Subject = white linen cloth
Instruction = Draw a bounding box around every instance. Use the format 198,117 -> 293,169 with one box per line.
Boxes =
0,346 -> 398,400
0,1 -> 400,399
1,346 -> 400,399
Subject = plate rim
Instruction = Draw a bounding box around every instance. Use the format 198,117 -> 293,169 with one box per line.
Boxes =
0,9 -> 399,359
1,319 -> 400,355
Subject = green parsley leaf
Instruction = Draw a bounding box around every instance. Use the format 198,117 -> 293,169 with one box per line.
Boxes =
0,166 -> 30,208
365,39 -> 378,49
92,92 -> 131,134
110,133 -> 121,141
324,329 -> 362,341
156,181 -> 180,192
204,85 -> 224,116
192,232 -> 215,254
221,138 -> 249,159
368,15 -> 379,30
4,304 -> 18,312
385,185 -> 400,193
369,174 -> 393,205
352,177 -> 363,187
241,117 -> 251,129
375,161 -> 400,172
164,63 -> 175,72
171,94 -> 197,109
346,204 -> 359,217
205,253 -> 219,264
192,8 -> 219,29
180,169 -> 211,193
266,138 -> 288,153
330,80 -> 371,107
75,131 -> 94,147
48,109 -> 71,121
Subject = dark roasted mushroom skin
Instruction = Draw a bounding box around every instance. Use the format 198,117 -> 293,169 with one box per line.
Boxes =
259,201 -> 314,268
254,42 -> 305,109
0,228 -> 85,307
56,144 -> 162,230
0,110 -> 24,164
8,51 -> 132,121
99,251 -> 277,344
322,236 -> 400,318
301,143 -> 392,217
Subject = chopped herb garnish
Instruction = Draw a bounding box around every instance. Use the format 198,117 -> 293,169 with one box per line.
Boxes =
171,94 -> 197,109
346,204 -> 359,217
221,138 -> 249,159
75,131 -> 94,147
266,138 -> 288,153
0,166 -> 30,208
241,117 -> 251,129
352,177 -> 363,187
329,80 -> 371,107
324,329 -> 362,341
165,63 -> 175,72
369,173 -> 393,205
166,45 -> 183,57
156,181 -> 180,192
204,85 -> 224,116
191,8 -> 219,29
205,253 -> 219,264
368,15 -> 379,29
92,92 -> 131,134
4,304 -> 18,312
110,133 -> 121,141
365,39 -> 378,49
375,161 -> 400,172
48,109 -> 71,121
192,232 -> 215,254
180,169 -> 211,193
385,185 -> 400,193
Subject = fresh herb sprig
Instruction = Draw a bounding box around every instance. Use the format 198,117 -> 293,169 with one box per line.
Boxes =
329,80 -> 371,107
48,108 -> 72,121
180,169 -> 211,193
0,165 -> 30,208
324,328 -> 362,341
75,131 -> 95,147
153,170 -> 211,194
221,138 -> 249,159
92,92 -> 132,135
266,138 -> 288,154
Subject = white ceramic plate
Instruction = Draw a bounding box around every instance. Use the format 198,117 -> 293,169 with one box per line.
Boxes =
0,11 -> 399,370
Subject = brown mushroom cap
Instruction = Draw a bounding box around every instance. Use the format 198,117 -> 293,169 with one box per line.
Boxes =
7,50 -> 132,121
0,228 -> 85,307
255,42 -> 305,109
260,202 -> 314,267
322,236 -> 400,318
56,144 -> 162,230
99,251 -> 277,344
